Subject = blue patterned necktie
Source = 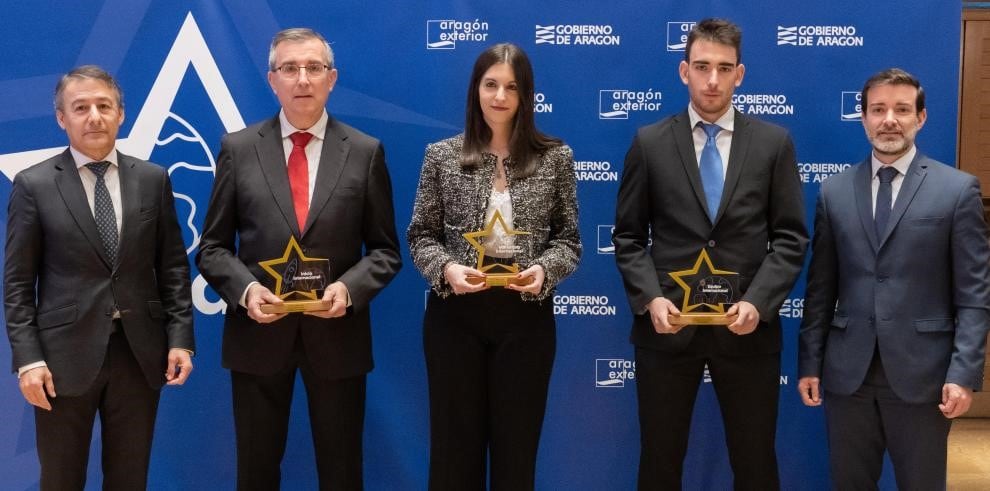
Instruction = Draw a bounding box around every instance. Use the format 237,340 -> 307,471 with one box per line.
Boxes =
698,123 -> 724,221
86,161 -> 118,264
874,166 -> 898,238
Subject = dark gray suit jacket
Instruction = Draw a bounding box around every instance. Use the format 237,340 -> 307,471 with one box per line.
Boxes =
4,149 -> 194,396
196,115 -> 401,380
614,109 -> 808,355
799,153 -> 990,403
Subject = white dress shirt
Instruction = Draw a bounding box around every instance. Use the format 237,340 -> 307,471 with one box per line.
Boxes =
687,104 -> 736,177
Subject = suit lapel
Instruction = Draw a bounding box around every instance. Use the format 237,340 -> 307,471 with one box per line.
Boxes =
255,116 -> 302,237
853,158 -> 880,253
115,152 -> 141,268
717,111 -> 749,224
672,112 -> 710,223
54,149 -> 113,269
878,154 -> 927,248
304,117 -> 350,236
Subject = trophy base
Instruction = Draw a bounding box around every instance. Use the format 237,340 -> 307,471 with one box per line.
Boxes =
466,274 -> 535,287
669,312 -> 738,326
260,299 -> 333,314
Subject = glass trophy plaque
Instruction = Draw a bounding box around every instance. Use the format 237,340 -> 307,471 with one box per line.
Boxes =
462,210 -> 534,287
258,237 -> 333,314
667,249 -> 739,326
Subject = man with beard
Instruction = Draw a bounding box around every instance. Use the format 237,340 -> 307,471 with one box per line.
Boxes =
798,68 -> 990,488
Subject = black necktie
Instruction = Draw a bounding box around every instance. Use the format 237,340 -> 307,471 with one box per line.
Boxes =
874,166 -> 898,238
86,161 -> 118,264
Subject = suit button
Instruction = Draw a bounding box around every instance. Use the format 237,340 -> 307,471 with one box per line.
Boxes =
708,240 -> 716,248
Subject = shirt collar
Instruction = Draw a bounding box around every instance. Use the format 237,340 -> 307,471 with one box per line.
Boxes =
70,146 -> 118,170
278,109 -> 328,141
687,104 -> 735,133
870,145 -> 916,179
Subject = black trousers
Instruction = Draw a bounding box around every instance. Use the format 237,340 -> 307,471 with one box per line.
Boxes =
824,352 -> 952,491
35,330 -> 161,491
231,336 -> 366,491
635,329 -> 781,491
424,289 -> 556,491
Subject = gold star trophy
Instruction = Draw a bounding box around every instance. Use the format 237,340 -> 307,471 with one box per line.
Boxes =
667,249 -> 739,326
462,210 -> 534,287
258,236 -> 333,314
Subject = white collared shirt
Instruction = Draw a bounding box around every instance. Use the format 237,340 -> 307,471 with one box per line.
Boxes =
70,146 -> 122,236
687,105 -> 736,178
870,146 -> 916,217
278,109 -> 328,204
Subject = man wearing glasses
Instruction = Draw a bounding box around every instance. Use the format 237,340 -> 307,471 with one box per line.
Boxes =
197,28 -> 401,490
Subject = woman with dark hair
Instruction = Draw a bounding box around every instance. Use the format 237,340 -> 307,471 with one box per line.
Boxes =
407,42 -> 581,490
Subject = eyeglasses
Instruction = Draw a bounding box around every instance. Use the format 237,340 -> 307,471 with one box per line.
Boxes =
274,63 -> 331,79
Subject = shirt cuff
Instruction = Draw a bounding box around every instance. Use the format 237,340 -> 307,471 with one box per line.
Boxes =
239,281 -> 260,309
18,361 -> 47,378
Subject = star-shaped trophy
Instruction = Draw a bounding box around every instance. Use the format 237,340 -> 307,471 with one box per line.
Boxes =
462,210 -> 534,287
667,249 -> 739,325
257,236 -> 333,313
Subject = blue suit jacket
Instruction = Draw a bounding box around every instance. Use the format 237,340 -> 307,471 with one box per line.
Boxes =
799,152 -> 990,403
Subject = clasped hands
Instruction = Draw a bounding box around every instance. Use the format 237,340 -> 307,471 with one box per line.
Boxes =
645,297 -> 759,335
246,281 -> 349,323
444,263 -> 545,295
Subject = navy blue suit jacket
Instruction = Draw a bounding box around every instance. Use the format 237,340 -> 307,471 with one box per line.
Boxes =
799,152 -> 990,403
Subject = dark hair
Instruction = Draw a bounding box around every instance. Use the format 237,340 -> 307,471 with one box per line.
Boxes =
54,65 -> 124,111
461,43 -> 561,179
684,18 -> 742,64
860,68 -> 925,113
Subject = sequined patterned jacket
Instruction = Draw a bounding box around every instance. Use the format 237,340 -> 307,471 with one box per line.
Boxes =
407,134 -> 581,301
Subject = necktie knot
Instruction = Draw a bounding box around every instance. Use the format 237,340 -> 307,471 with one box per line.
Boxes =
86,161 -> 111,178
700,122 -> 722,140
290,131 -> 313,148
877,166 -> 898,184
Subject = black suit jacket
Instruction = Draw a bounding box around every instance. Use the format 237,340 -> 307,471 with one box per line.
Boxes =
614,109 -> 808,354
196,115 -> 401,380
4,149 -> 194,396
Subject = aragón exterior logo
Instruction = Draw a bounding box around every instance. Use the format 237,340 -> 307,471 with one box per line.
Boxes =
841,91 -> 862,121
596,358 -> 635,388
599,89 -> 663,119
666,21 -> 695,51
0,13 -> 245,316
426,19 -> 490,49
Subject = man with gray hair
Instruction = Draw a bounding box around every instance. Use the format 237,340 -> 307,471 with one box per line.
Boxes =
4,65 -> 194,489
197,28 -> 401,489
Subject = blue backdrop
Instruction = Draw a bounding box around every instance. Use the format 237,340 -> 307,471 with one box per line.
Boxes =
0,1 -> 961,489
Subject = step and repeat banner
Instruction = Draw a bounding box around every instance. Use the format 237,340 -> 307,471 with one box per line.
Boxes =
0,1 -> 961,489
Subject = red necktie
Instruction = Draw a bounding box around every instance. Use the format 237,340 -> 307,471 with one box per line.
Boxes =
288,131 -> 313,231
